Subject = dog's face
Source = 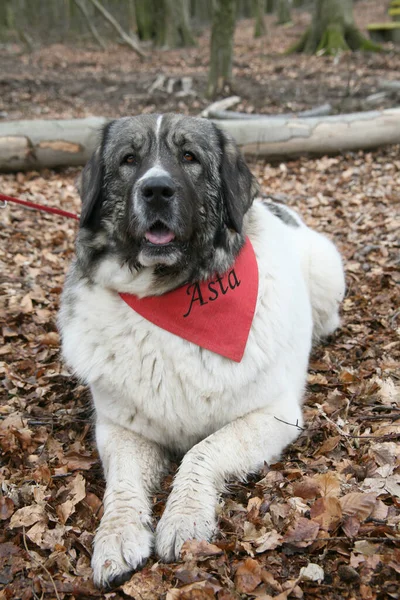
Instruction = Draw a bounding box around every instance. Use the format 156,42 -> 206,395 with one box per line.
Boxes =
77,114 -> 257,287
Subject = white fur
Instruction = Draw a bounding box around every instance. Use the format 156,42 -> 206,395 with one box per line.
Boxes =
60,200 -> 345,586
137,165 -> 169,183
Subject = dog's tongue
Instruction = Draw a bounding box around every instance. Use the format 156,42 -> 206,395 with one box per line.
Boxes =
145,228 -> 175,245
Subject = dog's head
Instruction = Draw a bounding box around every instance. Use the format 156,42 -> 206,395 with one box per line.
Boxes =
77,114 -> 257,290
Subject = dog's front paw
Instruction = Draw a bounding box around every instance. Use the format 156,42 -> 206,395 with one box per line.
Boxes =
155,502 -> 216,562
92,517 -> 153,588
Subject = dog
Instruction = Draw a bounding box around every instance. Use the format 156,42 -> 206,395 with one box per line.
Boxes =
59,114 -> 345,587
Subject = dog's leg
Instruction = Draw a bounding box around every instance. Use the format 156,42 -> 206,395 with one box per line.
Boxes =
155,401 -> 302,562
92,417 -> 168,587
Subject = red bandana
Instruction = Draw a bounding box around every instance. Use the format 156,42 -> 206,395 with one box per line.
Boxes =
120,239 -> 258,362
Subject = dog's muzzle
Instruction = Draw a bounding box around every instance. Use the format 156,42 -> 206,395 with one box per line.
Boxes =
141,175 -> 176,208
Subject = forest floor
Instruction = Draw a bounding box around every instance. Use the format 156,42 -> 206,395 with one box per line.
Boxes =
1,1 -> 400,599
0,1 -> 398,120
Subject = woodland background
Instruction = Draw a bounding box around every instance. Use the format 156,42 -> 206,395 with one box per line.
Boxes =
0,1 -> 399,599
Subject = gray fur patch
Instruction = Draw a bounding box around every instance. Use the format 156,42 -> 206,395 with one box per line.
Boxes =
261,198 -> 300,228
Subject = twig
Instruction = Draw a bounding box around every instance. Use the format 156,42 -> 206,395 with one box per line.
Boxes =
86,0 -> 145,58
357,413 -> 400,422
22,527 -> 61,600
73,0 -> 107,50
298,536 -> 399,543
274,417 -> 305,431
316,405 -> 400,441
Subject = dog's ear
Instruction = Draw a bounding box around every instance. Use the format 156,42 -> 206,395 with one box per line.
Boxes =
216,127 -> 259,233
79,147 -> 104,229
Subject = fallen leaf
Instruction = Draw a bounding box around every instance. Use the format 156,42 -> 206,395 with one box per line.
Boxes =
56,473 -> 86,524
235,558 -> 262,594
284,517 -> 320,547
299,562 -> 324,582
310,497 -> 342,531
20,293 -> 33,314
123,570 -> 167,600
292,478 -> 321,500
339,492 -> 377,521
342,515 -> 361,537
9,504 -> 47,529
362,475 -> 400,498
314,472 -> 341,497
255,530 -> 283,553
180,539 -> 223,560
315,435 -> 341,455
0,495 -> 14,520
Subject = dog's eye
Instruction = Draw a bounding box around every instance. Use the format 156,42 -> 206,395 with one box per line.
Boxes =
123,154 -> 136,165
183,151 -> 197,163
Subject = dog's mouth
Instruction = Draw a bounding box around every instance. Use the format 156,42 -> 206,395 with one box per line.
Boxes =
144,221 -> 176,246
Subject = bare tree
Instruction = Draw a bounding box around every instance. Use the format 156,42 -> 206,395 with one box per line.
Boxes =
87,0 -> 145,57
73,0 -> 107,49
254,0 -> 267,37
290,0 -> 381,53
276,0 -> 292,24
155,0 -> 196,48
207,0 -> 237,99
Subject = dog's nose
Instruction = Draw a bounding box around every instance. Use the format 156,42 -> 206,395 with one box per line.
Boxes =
141,176 -> 175,202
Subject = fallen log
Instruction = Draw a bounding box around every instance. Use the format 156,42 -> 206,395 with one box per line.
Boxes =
208,103 -> 332,120
216,108 -> 400,159
0,117 -> 109,172
0,109 -> 400,171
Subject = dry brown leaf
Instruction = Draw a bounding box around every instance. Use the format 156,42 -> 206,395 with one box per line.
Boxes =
283,517 -> 320,547
339,492 -> 377,521
255,530 -> 283,553
56,473 -> 86,524
20,293 -> 33,314
122,570 -> 168,600
369,442 -> 399,467
180,539 -> 223,560
341,515 -> 361,538
314,472 -> 341,497
235,558 -> 262,594
61,451 -> 98,471
0,495 -> 15,520
315,435 -> 341,456
292,478 -> 321,500
362,475 -> 400,498
166,580 -> 221,599
9,504 -> 47,529
310,497 -> 342,531
39,332 -> 60,346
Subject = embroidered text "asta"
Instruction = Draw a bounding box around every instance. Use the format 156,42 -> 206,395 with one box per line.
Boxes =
183,269 -> 241,318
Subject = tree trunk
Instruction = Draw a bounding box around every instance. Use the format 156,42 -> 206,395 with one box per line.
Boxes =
276,0 -> 291,24
154,0 -> 196,48
135,0 -> 155,40
266,0 -> 276,13
254,0 -> 267,37
207,0 -> 237,99
2,110 -> 400,171
290,0 -> 381,54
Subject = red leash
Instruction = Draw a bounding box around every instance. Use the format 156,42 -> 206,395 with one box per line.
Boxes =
0,192 -> 79,221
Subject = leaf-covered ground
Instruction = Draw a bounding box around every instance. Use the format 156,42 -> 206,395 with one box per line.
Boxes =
0,1 -> 397,120
1,146 -> 399,600
1,2 -> 400,598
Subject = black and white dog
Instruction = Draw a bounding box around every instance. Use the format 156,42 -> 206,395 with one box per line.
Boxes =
59,114 -> 345,587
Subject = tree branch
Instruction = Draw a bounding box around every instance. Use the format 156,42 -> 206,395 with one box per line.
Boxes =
86,0 -> 145,58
